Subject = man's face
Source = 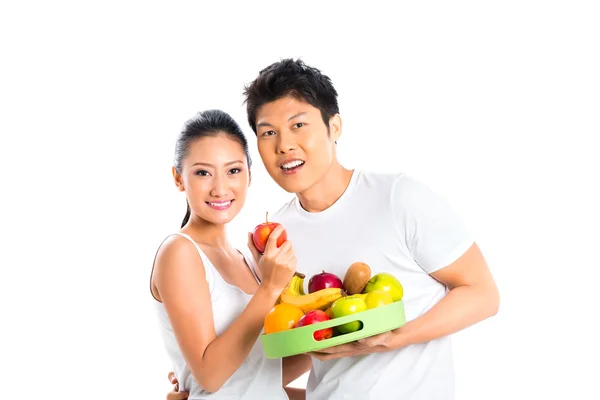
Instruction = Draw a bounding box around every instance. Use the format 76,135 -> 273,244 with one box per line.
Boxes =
255,96 -> 340,194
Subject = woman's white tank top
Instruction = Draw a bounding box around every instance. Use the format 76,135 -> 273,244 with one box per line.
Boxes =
154,233 -> 287,399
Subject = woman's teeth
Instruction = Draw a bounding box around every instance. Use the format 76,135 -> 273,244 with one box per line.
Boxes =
208,200 -> 232,209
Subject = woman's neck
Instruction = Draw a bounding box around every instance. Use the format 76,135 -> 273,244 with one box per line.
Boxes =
183,217 -> 231,251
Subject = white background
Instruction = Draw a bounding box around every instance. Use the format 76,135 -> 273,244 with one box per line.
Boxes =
1,1 -> 599,399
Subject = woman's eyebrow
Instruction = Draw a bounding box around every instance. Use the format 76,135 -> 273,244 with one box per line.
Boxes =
191,162 -> 213,167
191,160 -> 243,167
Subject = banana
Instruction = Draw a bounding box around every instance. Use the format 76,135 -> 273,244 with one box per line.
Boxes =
274,272 -> 305,305
280,273 -> 346,313
287,272 -> 307,296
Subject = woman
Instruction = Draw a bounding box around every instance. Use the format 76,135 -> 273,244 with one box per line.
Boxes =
150,109 -> 310,399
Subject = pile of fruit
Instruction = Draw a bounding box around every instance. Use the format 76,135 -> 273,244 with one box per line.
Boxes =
252,215 -> 404,341
263,263 -> 404,340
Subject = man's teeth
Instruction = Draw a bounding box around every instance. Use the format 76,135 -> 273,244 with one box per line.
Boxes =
281,160 -> 305,170
209,201 -> 231,206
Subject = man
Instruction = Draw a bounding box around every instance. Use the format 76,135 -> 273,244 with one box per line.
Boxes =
168,59 -> 499,399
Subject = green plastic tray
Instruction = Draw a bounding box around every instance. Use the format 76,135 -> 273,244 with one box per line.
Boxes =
260,300 -> 406,359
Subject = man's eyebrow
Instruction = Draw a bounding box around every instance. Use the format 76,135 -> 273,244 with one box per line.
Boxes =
288,112 -> 307,121
256,121 -> 273,128
256,112 -> 307,129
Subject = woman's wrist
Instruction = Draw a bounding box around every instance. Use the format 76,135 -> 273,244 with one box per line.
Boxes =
256,282 -> 283,305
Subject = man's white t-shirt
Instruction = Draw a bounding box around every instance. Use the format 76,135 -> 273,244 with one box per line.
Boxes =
271,170 -> 474,400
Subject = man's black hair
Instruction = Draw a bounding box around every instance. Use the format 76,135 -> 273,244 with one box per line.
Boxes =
243,58 -> 339,134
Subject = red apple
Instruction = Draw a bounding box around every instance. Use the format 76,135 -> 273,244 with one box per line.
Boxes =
252,212 -> 287,254
308,270 -> 343,293
295,310 -> 333,341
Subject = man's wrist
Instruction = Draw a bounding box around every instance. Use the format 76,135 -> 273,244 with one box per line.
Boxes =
387,324 -> 414,349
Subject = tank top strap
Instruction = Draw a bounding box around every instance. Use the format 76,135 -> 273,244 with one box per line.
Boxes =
238,250 -> 261,284
172,232 -> 215,293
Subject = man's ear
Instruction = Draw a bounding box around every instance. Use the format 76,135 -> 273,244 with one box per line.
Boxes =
329,114 -> 342,144
172,166 -> 185,192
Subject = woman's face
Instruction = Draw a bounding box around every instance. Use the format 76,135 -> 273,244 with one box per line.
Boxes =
174,134 -> 250,226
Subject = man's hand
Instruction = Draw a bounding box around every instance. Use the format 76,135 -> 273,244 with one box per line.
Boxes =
166,372 -> 189,400
308,331 -> 397,361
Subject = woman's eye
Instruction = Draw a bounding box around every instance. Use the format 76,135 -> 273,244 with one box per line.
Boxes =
261,130 -> 276,137
195,170 -> 210,176
293,122 -> 305,129
228,168 -> 242,174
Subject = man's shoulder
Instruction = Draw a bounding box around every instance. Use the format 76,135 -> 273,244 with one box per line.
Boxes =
356,170 -> 441,210
355,169 -> 407,191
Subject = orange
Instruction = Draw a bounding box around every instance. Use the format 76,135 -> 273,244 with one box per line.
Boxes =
263,303 -> 304,334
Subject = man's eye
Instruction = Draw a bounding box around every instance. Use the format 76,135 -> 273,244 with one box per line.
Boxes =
228,168 -> 241,174
195,170 -> 210,176
261,130 -> 276,137
293,122 -> 305,129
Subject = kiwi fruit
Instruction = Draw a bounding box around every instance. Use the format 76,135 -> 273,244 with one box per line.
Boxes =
343,262 -> 372,295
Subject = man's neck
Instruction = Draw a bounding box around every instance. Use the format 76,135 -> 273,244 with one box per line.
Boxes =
296,163 -> 354,213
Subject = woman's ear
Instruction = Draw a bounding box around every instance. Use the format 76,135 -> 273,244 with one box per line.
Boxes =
329,114 -> 342,144
248,168 -> 252,187
172,166 -> 185,192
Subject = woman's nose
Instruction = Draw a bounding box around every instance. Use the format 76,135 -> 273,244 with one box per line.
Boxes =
210,175 -> 228,197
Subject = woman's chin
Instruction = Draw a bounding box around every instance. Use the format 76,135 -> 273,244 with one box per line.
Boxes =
202,209 -> 239,225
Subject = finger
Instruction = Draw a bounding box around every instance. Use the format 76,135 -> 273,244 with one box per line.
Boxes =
287,253 -> 298,271
318,343 -> 356,354
264,225 -> 285,254
167,391 -> 190,400
278,241 -> 294,257
308,351 -> 337,361
307,351 -> 325,360
168,372 -> 177,384
357,337 -> 374,347
357,332 -> 389,347
276,250 -> 297,272
309,350 -> 349,361
274,241 -> 293,262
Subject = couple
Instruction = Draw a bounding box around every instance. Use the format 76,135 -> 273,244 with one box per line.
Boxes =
150,59 -> 500,400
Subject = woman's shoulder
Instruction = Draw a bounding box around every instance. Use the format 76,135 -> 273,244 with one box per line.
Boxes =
151,233 -> 209,301
155,233 -> 205,272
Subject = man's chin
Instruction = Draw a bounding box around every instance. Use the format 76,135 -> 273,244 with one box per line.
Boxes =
270,170 -> 317,195
278,181 -> 312,195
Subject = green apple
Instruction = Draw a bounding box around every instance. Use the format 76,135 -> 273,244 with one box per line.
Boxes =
364,290 -> 393,309
331,295 -> 368,334
363,273 -> 404,302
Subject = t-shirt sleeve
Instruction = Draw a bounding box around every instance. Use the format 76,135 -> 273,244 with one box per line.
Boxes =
391,174 -> 475,274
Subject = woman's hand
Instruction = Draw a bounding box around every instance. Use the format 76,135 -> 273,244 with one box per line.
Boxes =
249,225 -> 296,293
166,372 -> 188,400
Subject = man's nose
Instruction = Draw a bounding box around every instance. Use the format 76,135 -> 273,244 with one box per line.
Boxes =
276,130 -> 297,154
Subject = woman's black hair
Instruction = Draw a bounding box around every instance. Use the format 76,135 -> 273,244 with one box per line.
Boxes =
174,110 -> 252,227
